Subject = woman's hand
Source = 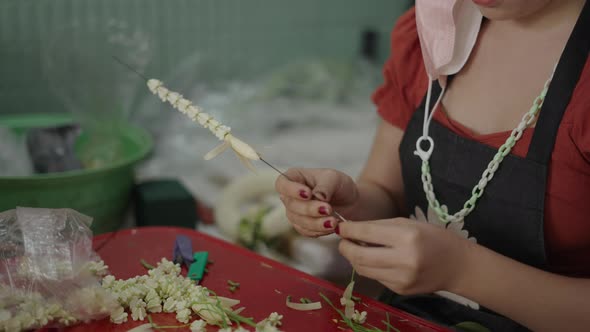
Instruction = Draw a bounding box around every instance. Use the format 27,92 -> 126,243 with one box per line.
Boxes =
337,218 -> 473,295
275,168 -> 359,237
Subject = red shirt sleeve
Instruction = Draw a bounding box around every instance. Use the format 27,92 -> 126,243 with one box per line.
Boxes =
372,7 -> 429,130
570,62 -> 590,164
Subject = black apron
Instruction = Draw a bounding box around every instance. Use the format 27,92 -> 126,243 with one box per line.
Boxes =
380,2 -> 590,331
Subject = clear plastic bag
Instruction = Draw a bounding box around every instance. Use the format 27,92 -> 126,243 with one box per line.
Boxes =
0,208 -> 117,332
0,129 -> 32,177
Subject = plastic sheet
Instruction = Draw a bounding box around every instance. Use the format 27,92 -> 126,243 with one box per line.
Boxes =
0,129 -> 32,177
41,19 -> 154,168
0,208 -> 117,332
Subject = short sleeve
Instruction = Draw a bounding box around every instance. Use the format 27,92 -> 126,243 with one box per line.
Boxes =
371,7 -> 429,130
569,62 -> 590,164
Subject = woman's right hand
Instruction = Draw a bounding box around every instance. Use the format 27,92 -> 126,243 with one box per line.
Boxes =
275,168 -> 359,237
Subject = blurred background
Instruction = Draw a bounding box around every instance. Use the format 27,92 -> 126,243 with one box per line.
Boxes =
0,0 -> 412,289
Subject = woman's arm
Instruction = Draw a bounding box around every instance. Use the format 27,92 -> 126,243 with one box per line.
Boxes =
338,218 -> 590,332
452,242 -> 590,332
343,120 -> 407,221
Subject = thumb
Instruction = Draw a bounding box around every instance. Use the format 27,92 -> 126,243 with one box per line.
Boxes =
311,169 -> 344,202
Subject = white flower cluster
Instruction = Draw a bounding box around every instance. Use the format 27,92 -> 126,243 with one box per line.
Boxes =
0,290 -> 76,332
147,79 -> 231,140
1,258 -> 285,332
85,260 -> 109,277
101,258 -> 208,325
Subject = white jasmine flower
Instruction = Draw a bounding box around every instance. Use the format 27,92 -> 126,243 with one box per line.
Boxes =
130,298 -> 147,321
177,98 -> 192,113
110,305 -> 128,324
189,319 -> 207,332
163,297 -> 176,313
87,260 -> 109,277
102,275 -> 116,288
351,310 -> 367,324
176,308 -> 192,324
166,92 -> 181,105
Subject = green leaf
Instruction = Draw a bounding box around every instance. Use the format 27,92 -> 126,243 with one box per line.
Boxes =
454,321 -> 491,332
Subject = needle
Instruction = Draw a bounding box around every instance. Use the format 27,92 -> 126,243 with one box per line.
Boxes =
112,55 -> 352,226
259,157 -> 349,223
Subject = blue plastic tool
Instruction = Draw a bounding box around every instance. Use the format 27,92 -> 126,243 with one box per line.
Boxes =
173,235 -> 194,266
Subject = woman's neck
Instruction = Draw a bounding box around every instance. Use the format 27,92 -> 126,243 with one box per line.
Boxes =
502,0 -> 586,32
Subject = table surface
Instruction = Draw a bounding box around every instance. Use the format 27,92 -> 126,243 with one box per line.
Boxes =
62,226 -> 450,332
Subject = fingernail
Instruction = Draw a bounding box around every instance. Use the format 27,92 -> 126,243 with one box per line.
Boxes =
319,206 -> 328,215
323,219 -> 332,229
314,192 -> 327,201
299,190 -> 309,199
334,225 -> 340,235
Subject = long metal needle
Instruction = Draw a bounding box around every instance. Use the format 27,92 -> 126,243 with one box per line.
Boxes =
259,157 -> 348,223
112,55 -> 149,81
111,56 -> 352,225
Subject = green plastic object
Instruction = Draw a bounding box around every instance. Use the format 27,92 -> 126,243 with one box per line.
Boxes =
134,179 -> 197,229
0,113 -> 74,135
188,252 -> 209,282
0,113 -> 152,234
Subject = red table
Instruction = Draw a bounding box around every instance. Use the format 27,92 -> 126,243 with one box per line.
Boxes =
64,227 -> 450,332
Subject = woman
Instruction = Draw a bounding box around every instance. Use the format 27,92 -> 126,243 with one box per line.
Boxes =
275,0 -> 590,331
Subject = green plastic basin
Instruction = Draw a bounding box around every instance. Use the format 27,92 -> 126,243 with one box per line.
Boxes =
0,113 -> 152,234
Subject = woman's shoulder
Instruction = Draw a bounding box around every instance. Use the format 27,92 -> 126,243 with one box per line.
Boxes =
372,7 -> 429,130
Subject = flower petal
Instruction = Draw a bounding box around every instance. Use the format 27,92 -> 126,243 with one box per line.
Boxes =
204,142 -> 230,160
229,135 -> 260,160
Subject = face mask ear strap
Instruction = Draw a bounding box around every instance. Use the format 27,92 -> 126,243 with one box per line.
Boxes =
415,78 -> 446,162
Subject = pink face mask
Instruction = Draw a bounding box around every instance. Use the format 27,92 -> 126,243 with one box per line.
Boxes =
415,0 -> 483,85
413,1 -> 483,162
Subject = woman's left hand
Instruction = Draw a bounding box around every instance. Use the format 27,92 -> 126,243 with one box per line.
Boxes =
337,218 -> 474,295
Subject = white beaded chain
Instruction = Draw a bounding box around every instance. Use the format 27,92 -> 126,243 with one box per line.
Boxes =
417,71 -> 555,223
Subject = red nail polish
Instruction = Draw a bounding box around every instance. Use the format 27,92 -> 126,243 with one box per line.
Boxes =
323,220 -> 332,229
334,225 -> 340,235
299,190 -> 309,199
319,206 -> 328,215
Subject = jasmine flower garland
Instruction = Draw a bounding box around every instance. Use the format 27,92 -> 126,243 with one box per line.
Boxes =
146,79 -> 261,172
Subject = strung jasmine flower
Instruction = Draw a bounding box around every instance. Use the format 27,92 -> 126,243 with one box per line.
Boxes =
218,328 -> 233,332
146,79 -> 261,172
